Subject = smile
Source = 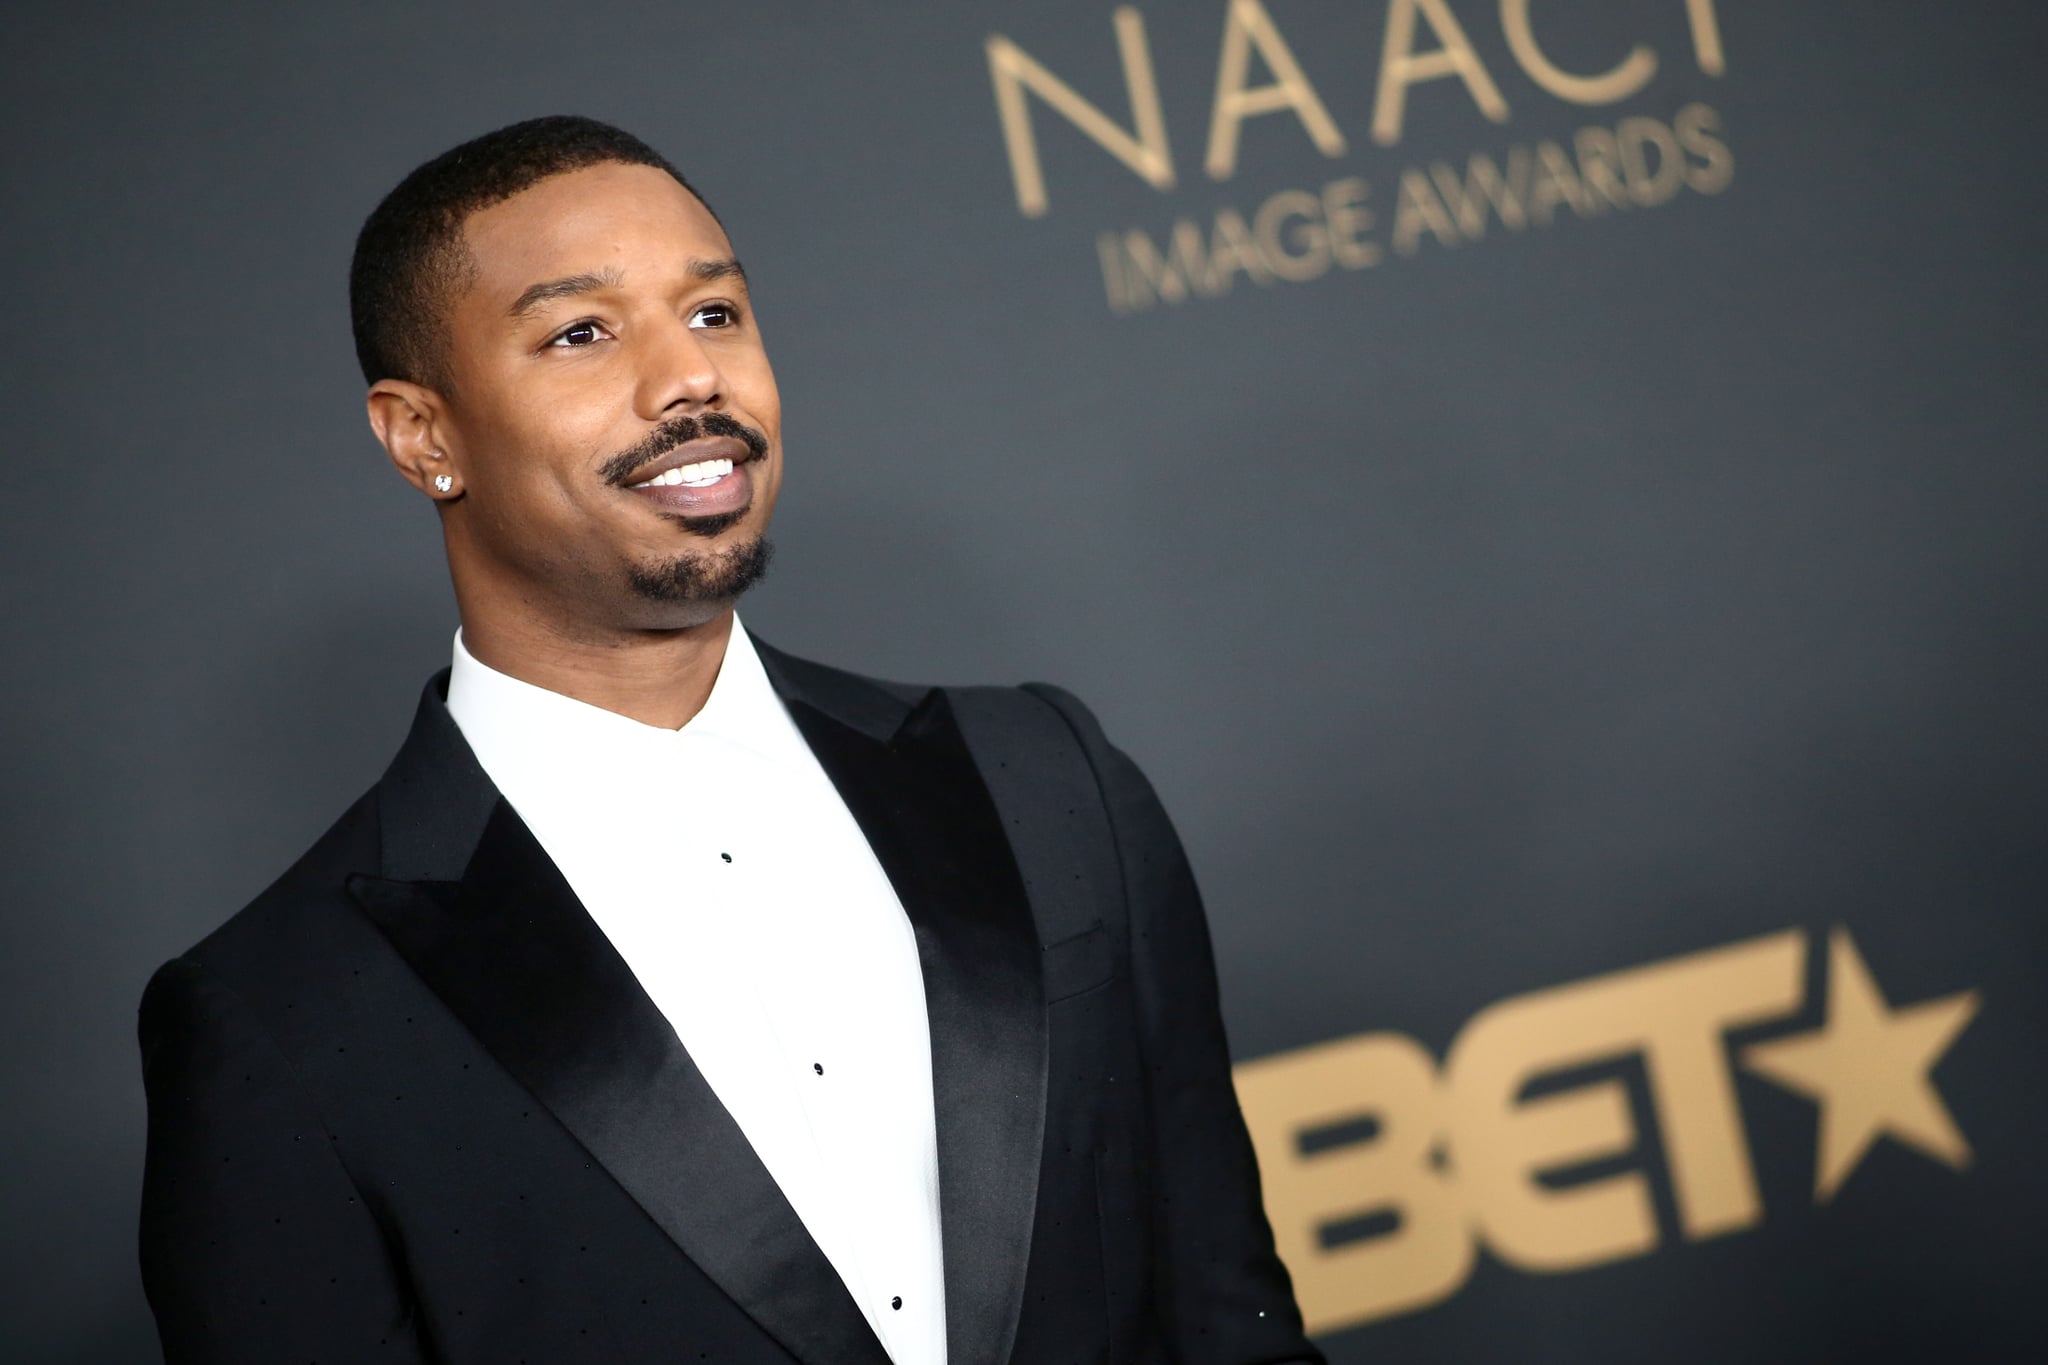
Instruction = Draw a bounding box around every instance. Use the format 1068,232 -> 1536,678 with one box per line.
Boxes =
631,457 -> 734,489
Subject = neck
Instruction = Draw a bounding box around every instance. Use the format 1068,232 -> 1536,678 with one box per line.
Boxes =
458,605 -> 738,730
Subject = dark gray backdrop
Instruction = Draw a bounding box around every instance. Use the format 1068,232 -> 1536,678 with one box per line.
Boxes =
5,3 -> 2044,1361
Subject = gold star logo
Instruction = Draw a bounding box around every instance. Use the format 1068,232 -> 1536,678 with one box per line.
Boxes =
1741,928 -> 1979,1201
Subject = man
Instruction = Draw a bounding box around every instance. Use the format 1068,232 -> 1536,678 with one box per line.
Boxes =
138,115 -> 1319,1365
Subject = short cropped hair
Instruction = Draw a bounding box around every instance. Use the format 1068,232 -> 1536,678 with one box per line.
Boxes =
348,115 -> 713,389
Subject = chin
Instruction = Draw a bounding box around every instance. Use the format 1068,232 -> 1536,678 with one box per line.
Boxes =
625,536 -> 774,607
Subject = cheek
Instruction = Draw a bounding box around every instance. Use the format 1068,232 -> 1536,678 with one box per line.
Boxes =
728,355 -> 782,435
467,391 -> 611,504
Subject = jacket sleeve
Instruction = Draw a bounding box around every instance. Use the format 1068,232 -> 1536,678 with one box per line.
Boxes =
138,956 -> 426,1363
1026,685 -> 1324,1365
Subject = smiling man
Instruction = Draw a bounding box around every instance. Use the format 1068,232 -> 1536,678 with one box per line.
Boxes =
136,116 -> 1319,1365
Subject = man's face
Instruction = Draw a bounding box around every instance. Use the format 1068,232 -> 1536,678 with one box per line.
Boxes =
432,161 -> 782,632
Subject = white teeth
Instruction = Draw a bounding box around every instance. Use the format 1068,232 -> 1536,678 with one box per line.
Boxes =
632,457 -> 735,490
679,458 -> 733,487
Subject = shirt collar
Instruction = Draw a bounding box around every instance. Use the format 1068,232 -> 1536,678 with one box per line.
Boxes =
446,615 -> 811,775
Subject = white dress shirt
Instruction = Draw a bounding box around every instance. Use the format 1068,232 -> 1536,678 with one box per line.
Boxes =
445,618 -> 945,1365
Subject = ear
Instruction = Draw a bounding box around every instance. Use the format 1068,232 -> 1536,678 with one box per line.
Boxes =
367,379 -> 462,501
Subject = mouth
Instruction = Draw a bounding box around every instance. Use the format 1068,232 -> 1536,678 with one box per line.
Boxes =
617,433 -> 755,487
630,454 -> 740,490
617,434 -> 760,523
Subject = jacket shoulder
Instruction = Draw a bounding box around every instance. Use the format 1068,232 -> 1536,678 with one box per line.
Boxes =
153,787 -> 384,1007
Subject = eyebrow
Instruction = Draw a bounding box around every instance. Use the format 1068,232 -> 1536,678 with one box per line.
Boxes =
690,256 -> 748,287
505,257 -> 748,319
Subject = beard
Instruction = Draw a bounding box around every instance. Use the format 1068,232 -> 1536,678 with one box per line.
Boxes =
601,411 -> 776,605
626,535 -> 774,604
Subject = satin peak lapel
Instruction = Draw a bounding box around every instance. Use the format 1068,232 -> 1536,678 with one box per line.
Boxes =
349,690 -> 889,1365
781,682 -> 1051,1365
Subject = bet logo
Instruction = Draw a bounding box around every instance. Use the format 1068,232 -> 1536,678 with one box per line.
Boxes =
1233,928 -> 1978,1334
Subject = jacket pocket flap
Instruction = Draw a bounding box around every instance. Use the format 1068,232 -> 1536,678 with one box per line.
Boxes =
1041,922 -> 1115,1003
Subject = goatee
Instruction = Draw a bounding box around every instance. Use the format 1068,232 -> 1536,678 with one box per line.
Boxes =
626,536 -> 774,603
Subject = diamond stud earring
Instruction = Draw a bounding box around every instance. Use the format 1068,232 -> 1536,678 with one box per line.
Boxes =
433,474 -> 454,493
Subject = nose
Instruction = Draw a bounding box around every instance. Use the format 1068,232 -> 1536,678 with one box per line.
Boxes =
634,313 -> 724,419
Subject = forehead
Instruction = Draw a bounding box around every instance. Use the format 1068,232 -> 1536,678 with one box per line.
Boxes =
458,161 -> 731,303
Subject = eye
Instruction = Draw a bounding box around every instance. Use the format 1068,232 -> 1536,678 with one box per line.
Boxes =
548,320 -> 612,348
689,303 -> 739,330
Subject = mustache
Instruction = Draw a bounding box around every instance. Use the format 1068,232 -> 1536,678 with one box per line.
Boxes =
598,412 -> 769,486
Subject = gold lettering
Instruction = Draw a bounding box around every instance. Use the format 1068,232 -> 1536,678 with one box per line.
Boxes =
1675,102 -> 1734,194
1322,177 -> 1381,269
1205,0 -> 1347,181
1209,207 -> 1275,290
1391,167 -> 1461,255
1097,232 -> 1129,313
1448,1033 -> 1654,1271
987,7 -> 1174,218
1627,932 -> 1804,1238
1234,926 -> 1809,1327
1686,0 -> 1727,76
1617,116 -> 1687,206
1500,0 -> 1657,106
1526,140 -> 1593,224
1428,148 -> 1529,238
1118,219 -> 1215,307
1091,101 -> 1737,314
1252,189 -> 1333,282
1236,1034 -> 1474,1336
1573,125 -> 1634,212
1372,0 -> 1510,146
1446,930 -> 1806,1269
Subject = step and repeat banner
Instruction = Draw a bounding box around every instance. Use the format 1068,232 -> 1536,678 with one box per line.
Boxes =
6,3 -> 2042,1360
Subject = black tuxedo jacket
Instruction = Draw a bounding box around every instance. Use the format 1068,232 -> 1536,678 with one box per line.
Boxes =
139,643 -> 1321,1364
